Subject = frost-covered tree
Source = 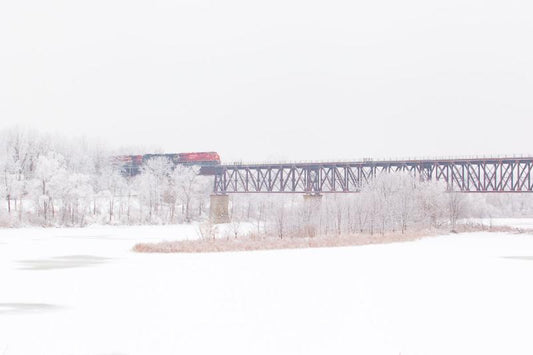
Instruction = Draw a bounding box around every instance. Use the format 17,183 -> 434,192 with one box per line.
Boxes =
33,152 -> 67,222
138,157 -> 172,223
446,191 -> 468,231
1,126 -> 531,229
416,180 -> 447,228
0,152 -> 21,214
170,166 -> 204,223
58,173 -> 93,226
97,165 -> 125,223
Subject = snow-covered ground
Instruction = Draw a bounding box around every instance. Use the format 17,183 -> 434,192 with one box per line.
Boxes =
1,221 -> 533,355
473,217 -> 533,229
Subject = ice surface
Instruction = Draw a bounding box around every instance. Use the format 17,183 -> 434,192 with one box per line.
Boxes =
1,221 -> 533,355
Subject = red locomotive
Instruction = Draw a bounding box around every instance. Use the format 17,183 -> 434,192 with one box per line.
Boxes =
179,152 -> 220,163
113,152 -> 220,176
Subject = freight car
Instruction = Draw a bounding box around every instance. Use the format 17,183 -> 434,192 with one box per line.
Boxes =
113,152 -> 220,176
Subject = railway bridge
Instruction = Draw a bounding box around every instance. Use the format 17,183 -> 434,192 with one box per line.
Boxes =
204,157 -> 533,222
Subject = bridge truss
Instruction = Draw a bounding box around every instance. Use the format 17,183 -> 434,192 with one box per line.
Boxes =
210,158 -> 533,194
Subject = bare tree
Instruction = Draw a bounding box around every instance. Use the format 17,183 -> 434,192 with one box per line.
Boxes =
171,166 -> 203,223
33,152 -> 67,222
229,218 -> 241,239
198,219 -> 216,240
272,198 -> 287,239
447,190 -> 467,231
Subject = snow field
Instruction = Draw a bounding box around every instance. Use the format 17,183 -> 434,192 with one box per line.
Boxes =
1,223 -> 533,354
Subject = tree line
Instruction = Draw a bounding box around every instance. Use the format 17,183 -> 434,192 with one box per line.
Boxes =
0,127 -> 211,226
228,171 -> 533,239
2,127 -> 533,232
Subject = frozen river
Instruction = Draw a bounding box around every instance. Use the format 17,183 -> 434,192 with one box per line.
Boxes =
1,222 -> 533,355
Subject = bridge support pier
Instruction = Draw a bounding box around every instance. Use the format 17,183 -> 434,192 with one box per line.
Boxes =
210,194 -> 230,224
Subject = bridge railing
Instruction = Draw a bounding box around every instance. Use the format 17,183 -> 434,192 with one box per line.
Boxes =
221,153 -> 533,167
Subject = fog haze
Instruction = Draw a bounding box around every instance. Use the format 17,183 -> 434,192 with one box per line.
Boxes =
1,0 -> 532,162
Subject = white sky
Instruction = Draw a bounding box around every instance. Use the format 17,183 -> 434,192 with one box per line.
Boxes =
1,0 -> 532,163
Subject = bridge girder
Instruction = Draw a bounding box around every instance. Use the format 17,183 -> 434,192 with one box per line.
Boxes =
211,158 -> 533,194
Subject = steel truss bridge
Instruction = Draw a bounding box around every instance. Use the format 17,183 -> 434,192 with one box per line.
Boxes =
207,157 -> 533,194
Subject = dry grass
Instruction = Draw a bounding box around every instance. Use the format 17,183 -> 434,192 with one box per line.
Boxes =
134,221 -> 533,254
133,223 -> 533,254
454,223 -> 533,234
134,229 -> 429,254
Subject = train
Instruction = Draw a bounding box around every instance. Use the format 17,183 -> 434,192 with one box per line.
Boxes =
113,152 -> 220,176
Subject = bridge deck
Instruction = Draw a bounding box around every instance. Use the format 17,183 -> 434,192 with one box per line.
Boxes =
206,157 -> 533,194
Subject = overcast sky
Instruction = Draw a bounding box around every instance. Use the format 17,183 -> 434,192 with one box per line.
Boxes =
1,0 -> 532,162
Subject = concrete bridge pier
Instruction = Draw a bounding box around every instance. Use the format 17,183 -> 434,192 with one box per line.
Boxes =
210,194 -> 230,224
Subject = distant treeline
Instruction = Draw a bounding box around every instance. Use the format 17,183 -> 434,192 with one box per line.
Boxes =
0,127 -> 211,226
2,127 -> 532,231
